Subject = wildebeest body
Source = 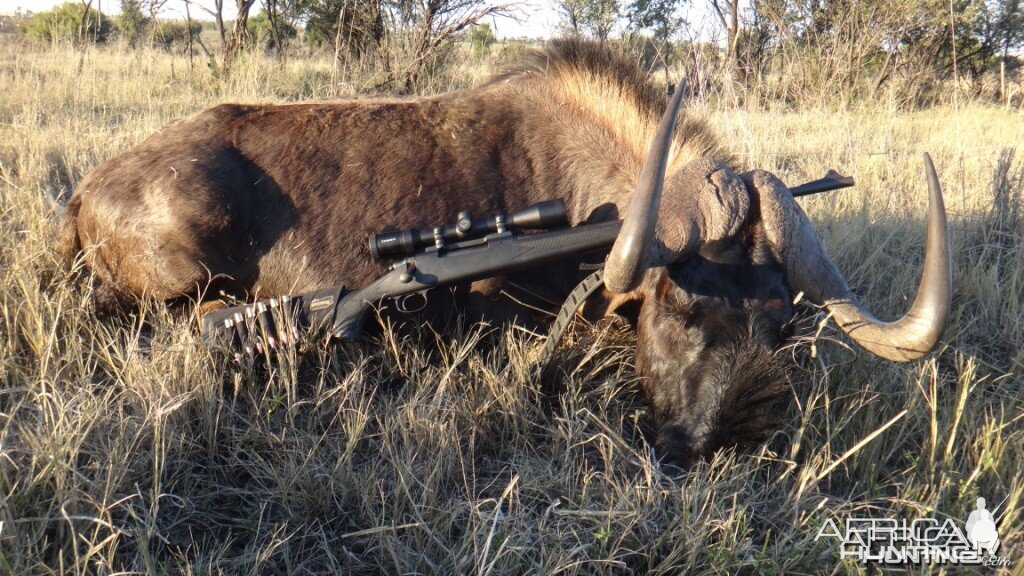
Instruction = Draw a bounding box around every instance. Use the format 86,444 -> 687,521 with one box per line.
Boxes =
60,39 -> 950,465
65,49 -> 727,306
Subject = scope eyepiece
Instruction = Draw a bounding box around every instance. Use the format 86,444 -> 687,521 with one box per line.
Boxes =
368,199 -> 568,261
367,228 -> 421,261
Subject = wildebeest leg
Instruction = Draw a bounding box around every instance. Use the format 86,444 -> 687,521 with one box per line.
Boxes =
465,277 -> 516,327
89,279 -> 136,319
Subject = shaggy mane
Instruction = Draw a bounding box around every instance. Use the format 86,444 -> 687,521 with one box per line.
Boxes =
487,38 -> 734,171
488,38 -> 668,118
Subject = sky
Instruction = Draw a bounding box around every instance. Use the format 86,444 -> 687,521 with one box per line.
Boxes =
0,0 -> 720,40
0,0 -> 560,38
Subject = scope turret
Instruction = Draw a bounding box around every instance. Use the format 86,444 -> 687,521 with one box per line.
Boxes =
368,199 -> 568,261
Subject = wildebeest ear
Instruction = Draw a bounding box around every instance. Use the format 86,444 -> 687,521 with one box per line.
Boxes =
582,288 -> 643,324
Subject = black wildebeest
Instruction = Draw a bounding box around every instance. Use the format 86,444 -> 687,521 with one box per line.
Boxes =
59,40 -> 950,465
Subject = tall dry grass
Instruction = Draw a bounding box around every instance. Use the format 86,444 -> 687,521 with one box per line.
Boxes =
1,38 -> 1023,574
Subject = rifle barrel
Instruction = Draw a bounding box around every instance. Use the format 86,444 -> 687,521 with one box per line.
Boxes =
790,170 -> 855,198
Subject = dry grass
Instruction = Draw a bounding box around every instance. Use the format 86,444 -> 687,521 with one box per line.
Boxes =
1,38 -> 1023,575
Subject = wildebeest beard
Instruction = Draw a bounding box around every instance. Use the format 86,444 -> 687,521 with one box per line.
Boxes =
634,249 -> 795,467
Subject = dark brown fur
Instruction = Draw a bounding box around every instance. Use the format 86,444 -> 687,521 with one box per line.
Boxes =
62,39 -> 790,465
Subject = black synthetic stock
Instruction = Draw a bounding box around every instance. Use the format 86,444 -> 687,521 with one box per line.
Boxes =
201,220 -> 621,348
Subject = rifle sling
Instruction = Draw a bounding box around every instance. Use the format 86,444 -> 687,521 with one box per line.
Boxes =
535,268 -> 606,376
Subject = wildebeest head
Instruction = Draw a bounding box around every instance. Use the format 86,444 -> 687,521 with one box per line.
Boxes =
632,245 -> 795,467
597,81 -> 951,466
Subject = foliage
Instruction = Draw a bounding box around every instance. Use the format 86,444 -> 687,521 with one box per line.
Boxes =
114,0 -> 147,45
542,0 -> 1024,104
495,38 -> 533,63
556,0 -> 620,41
248,10 -> 298,48
17,0 -> 1023,107
624,0 -> 687,75
656,0 -> 1024,105
626,0 -> 686,43
377,0 -> 515,91
19,2 -> 113,43
112,2 -> 202,51
0,11 -> 32,33
302,0 -> 384,54
151,19 -> 203,48
467,22 -> 496,57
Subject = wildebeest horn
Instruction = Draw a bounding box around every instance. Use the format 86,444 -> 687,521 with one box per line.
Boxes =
785,154 -> 951,361
604,78 -> 688,293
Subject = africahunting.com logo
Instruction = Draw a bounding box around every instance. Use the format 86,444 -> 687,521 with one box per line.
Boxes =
815,497 -> 1010,566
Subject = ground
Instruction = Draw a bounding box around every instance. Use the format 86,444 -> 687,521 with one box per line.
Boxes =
0,38 -> 1022,574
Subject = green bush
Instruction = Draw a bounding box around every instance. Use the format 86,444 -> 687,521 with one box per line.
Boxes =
248,12 -> 297,49
114,0 -> 147,45
467,23 -> 496,57
20,2 -> 113,43
152,20 -> 202,48
496,40 -> 532,64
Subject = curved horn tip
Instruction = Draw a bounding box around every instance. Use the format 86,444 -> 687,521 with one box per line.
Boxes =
874,152 -> 952,361
923,152 -> 944,212
793,152 -> 952,362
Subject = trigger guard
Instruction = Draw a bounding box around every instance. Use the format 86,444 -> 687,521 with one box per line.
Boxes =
394,290 -> 430,314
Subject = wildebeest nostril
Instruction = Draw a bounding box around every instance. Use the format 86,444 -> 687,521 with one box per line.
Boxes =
656,424 -> 705,469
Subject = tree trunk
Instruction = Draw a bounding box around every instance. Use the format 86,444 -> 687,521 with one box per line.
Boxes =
710,0 -> 740,103
223,0 -> 255,71
78,0 -> 94,44
185,0 -> 195,71
266,0 -> 283,58
332,1 -> 347,86
215,0 -> 226,45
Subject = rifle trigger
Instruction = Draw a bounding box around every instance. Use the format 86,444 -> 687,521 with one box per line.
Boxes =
394,289 -> 430,314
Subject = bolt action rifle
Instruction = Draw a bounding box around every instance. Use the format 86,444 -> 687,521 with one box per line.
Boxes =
202,170 -> 855,361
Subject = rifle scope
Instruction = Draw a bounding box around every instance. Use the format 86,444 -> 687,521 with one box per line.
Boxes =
368,199 -> 568,260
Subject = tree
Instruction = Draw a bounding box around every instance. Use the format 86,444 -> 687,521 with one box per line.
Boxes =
991,0 -> 1024,59
195,0 -> 227,45
131,0 -> 171,47
260,0 -> 284,55
391,0 -> 520,90
556,0 -> 586,33
556,0 -> 620,42
302,0 -> 384,56
467,21 -> 496,56
627,0 -> 686,79
78,0 -> 96,42
981,0 -> 1024,98
223,0 -> 258,69
627,0 -> 685,43
708,0 -> 739,75
114,0 -> 147,45
249,8 -> 297,50
20,2 -> 112,43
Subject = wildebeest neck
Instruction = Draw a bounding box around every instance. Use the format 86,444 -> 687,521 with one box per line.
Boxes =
491,65 -> 734,225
